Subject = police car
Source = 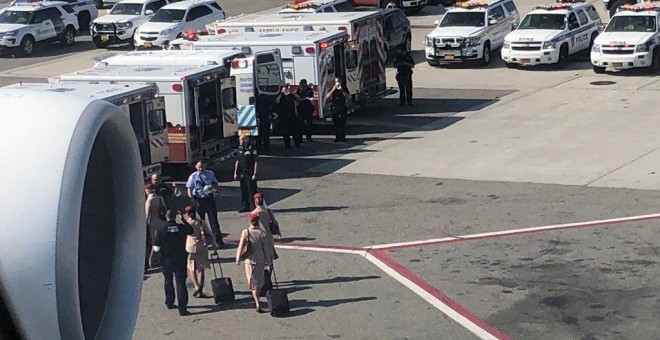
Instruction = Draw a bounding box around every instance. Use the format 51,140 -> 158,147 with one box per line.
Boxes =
501,0 -> 601,68
0,2 -> 79,56
91,0 -> 168,48
10,0 -> 97,30
424,0 -> 519,66
133,0 -> 224,48
277,0 -> 354,14
591,3 -> 660,73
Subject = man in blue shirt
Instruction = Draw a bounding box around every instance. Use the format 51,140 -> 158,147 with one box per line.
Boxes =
186,160 -> 223,247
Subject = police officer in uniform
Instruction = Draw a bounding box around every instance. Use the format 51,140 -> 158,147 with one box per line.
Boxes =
234,133 -> 259,213
293,79 -> 315,142
325,77 -> 350,142
393,51 -> 415,106
255,94 -> 272,154
152,210 -> 194,316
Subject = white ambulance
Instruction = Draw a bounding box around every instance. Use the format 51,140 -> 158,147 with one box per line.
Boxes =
591,3 -> 660,73
206,11 -> 392,106
501,0 -> 601,68
3,81 -> 167,179
53,64 -> 239,174
169,31 -> 347,119
94,48 -> 285,135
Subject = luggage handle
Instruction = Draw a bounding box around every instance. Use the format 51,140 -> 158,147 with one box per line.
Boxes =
210,250 -> 224,279
271,265 -> 279,289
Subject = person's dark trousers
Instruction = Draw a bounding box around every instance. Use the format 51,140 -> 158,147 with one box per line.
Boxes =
144,226 -> 152,271
195,196 -> 222,243
256,121 -> 271,154
301,112 -> 313,141
398,79 -> 413,105
163,265 -> 188,313
240,173 -> 258,210
332,112 -> 347,141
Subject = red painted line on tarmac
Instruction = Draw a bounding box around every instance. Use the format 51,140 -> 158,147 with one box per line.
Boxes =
222,238 -> 362,251
372,213 -> 660,251
368,249 -> 512,340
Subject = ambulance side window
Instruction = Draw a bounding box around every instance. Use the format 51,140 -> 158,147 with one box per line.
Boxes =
346,50 -> 358,69
221,87 -> 236,109
148,108 -> 166,132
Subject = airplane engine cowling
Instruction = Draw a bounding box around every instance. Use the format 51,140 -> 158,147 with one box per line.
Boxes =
0,89 -> 146,340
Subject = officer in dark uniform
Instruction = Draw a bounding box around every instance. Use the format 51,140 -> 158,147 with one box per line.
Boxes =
234,133 -> 259,213
152,210 -> 194,316
255,94 -> 272,154
325,77 -> 350,142
393,51 -> 415,106
293,79 -> 315,142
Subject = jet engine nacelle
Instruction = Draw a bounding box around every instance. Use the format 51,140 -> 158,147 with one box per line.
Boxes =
0,89 -> 145,340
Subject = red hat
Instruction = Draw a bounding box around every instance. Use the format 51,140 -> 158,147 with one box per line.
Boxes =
249,212 -> 260,222
144,183 -> 155,190
184,205 -> 195,213
253,192 -> 263,199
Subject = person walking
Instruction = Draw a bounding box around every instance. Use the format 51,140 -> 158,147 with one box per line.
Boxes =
234,134 -> 259,213
152,210 -> 194,316
293,79 -> 315,142
150,173 -> 180,208
274,83 -> 302,149
251,192 -> 280,291
182,205 -> 218,299
235,212 -> 273,313
145,183 -> 168,247
393,51 -> 415,106
325,77 -> 350,142
255,95 -> 272,154
186,160 -> 224,247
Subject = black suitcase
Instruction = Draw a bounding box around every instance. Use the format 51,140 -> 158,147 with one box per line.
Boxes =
210,252 -> 235,304
266,269 -> 289,316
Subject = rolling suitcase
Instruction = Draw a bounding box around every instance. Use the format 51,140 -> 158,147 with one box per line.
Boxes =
210,251 -> 235,304
266,268 -> 289,316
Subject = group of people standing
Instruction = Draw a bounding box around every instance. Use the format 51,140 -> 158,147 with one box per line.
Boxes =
144,162 -> 282,315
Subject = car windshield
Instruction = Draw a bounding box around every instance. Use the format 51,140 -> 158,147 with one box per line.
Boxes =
0,10 -> 33,24
605,15 -> 656,32
109,3 -> 143,15
150,9 -> 185,23
518,13 -> 565,30
439,12 -> 485,27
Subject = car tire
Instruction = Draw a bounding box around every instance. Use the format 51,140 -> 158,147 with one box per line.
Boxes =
95,0 -> 104,9
481,42 -> 490,67
78,12 -> 91,32
380,0 -> 399,8
592,65 -> 606,74
61,25 -> 76,46
557,44 -> 569,69
18,36 -> 34,57
505,62 -> 516,69
404,34 -> 411,53
608,0 -> 629,18
94,41 -> 109,49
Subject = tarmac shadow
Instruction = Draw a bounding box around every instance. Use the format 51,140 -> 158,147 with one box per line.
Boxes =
274,206 -> 348,214
276,236 -> 317,243
279,275 -> 381,287
290,296 -> 378,309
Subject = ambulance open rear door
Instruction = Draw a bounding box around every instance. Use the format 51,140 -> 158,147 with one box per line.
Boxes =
220,76 -> 238,138
146,96 -> 169,166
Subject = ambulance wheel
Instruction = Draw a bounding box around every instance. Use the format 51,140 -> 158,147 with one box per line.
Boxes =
557,44 -> 568,69
381,0 -> 399,9
592,65 -> 606,74
480,42 -> 490,66
650,47 -> 660,73
18,35 -> 34,57
61,25 -> 76,46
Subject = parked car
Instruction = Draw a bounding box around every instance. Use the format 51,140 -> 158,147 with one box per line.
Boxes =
382,8 -> 412,58
133,0 -> 224,48
9,0 -> 98,31
0,2 -> 79,56
348,0 -> 428,15
91,0 -> 169,48
278,0 -> 355,14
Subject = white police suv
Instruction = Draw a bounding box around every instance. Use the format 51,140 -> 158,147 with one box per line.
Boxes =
501,0 -> 601,68
91,0 -> 168,48
591,3 -> 660,73
424,0 -> 519,66
0,2 -> 78,56
133,0 -> 224,49
10,0 -> 97,31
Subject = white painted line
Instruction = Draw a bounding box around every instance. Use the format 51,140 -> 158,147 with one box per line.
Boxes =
363,252 -> 504,340
370,212 -> 660,250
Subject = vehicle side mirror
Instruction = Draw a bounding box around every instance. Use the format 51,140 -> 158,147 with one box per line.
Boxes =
433,19 -> 439,25
145,9 -> 154,15
489,19 -> 498,25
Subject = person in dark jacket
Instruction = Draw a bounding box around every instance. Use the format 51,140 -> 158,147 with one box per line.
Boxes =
255,94 -> 272,154
234,134 -> 259,213
393,51 -> 415,106
274,83 -> 302,149
293,79 -> 315,142
152,210 -> 194,316
325,77 -> 350,142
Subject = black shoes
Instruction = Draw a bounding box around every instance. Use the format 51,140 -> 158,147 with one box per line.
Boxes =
166,304 -> 175,310
179,310 -> 191,316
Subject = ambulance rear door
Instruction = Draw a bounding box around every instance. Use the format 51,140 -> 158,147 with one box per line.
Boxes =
254,49 -> 284,97
146,96 -> 169,164
220,76 -> 238,138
